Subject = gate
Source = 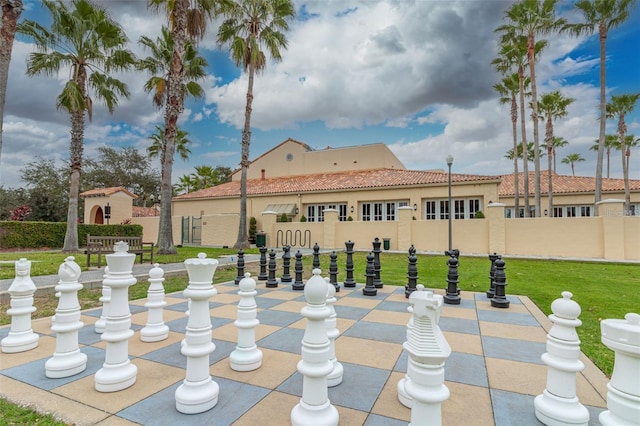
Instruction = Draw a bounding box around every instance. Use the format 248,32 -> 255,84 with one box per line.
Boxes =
181,216 -> 190,244
276,229 -> 312,248
191,216 -> 202,244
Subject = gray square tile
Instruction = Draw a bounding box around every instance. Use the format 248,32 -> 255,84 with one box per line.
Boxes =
257,327 -> 304,354
257,309 -> 301,327
439,317 -> 480,335
482,336 -> 546,364
343,321 -> 406,344
477,309 -> 540,327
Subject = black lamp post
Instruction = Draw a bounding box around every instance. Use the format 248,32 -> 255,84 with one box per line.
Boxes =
446,154 -> 454,253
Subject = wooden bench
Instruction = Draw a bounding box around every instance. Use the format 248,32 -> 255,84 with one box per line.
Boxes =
85,235 -> 155,268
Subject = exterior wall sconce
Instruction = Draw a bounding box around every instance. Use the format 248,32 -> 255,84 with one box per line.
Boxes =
350,206 -> 354,213
295,207 -> 299,215
544,209 -> 548,216
413,203 -> 417,211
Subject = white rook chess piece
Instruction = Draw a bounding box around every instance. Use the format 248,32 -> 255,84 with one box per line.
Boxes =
94,266 -> 110,334
140,263 -> 169,342
325,277 -> 343,387
291,269 -> 339,426
1,258 -> 39,353
175,253 -> 219,414
230,273 -> 262,371
404,287 -> 450,426
534,291 -> 589,426
45,256 -> 87,378
599,312 -> 640,426
94,242 -> 138,392
398,284 -> 426,408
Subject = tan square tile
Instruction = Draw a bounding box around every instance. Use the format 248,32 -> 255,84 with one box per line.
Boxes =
271,300 -> 307,313
385,292 -> 411,303
256,289 -> 302,300
214,283 -> 237,293
213,292 -> 241,304
336,336 -> 403,370
31,316 -> 54,335
520,296 -> 552,332
0,335 -> 56,369
129,331 -> 184,356
0,375 -> 111,425
213,322 -> 281,342
362,310 -> 410,326
210,347 -> 298,389
335,404 -> 369,425
81,314 -> 98,326
375,285 -> 399,294
163,296 -> 187,307
128,298 -> 147,307
370,371 -> 411,422
486,357 -> 546,396
210,304 -> 240,320
441,306 -> 478,320
232,391 -> 298,426
336,318 -> 357,335
479,321 -> 547,343
459,291 -> 476,300
334,297 -> 381,310
444,381 -> 494,426
443,331 -> 483,356
53,358 -> 183,414
93,415 -> 140,425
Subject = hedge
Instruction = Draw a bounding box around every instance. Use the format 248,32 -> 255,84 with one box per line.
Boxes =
0,221 -> 143,249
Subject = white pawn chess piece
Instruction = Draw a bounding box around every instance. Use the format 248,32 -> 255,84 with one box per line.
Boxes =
534,291 -> 589,426
140,263 -> 169,342
175,253 -> 219,414
45,256 -> 87,378
1,258 -> 39,353
398,284 -> 426,408
291,269 -> 339,426
599,312 -> 640,426
230,273 -> 262,371
94,242 -> 138,392
404,287 -> 450,426
325,277 -> 343,387
94,266 -> 110,334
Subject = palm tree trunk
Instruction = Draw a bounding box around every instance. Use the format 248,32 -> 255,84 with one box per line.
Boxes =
594,23 -> 608,215
518,65 -> 529,217
546,118 -> 553,217
63,109 -> 84,252
606,147 -> 610,178
511,96 -> 519,216
0,0 -> 23,166
619,119 -> 630,215
528,34 -> 541,218
235,60 -> 255,249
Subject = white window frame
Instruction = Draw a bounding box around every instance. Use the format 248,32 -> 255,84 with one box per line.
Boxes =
360,200 -> 408,221
424,198 -> 482,220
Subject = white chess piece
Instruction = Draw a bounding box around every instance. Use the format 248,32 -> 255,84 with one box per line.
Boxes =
1,258 -> 39,353
230,273 -> 262,371
140,264 -> 169,342
325,277 -> 343,387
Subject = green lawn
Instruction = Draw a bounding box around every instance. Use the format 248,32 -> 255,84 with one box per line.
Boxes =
0,248 -> 638,423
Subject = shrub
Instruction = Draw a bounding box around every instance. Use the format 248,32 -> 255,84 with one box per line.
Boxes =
249,217 -> 257,240
300,215 -> 307,222
10,205 -> 32,221
347,216 -> 353,221
279,213 -> 289,223
474,210 -> 485,219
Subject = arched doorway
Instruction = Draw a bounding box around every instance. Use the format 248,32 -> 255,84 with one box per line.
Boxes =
94,206 -> 104,224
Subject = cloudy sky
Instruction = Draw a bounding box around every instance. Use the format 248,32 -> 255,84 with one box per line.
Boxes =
2,0 -> 639,190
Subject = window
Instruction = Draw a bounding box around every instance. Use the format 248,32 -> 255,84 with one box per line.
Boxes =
581,206 -> 591,217
360,201 -> 407,221
454,200 -> 465,219
553,207 -> 563,218
306,203 -> 347,222
425,201 -> 437,220
424,198 -> 482,220
362,203 -> 371,221
439,200 -> 449,220
469,199 -> 481,218
566,207 -> 577,217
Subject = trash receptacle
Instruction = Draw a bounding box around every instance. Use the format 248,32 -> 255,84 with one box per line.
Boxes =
383,238 -> 391,250
256,232 -> 266,248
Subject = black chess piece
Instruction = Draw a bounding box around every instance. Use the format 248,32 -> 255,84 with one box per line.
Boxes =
266,249 -> 278,288
444,254 -> 461,305
234,249 -> 245,285
486,253 -> 500,298
372,238 -> 383,288
312,242 -> 320,269
343,240 -> 356,288
280,245 -> 292,283
293,250 -> 305,290
363,252 -> 377,296
258,246 -> 268,281
491,258 -> 510,308
405,245 -> 418,298
329,251 -> 340,292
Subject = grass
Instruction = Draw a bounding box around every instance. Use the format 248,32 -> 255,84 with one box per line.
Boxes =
0,397 -> 67,425
0,248 -> 638,423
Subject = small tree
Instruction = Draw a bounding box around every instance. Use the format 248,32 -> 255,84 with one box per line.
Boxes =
248,216 -> 257,241
279,213 -> 289,223
300,215 -> 307,222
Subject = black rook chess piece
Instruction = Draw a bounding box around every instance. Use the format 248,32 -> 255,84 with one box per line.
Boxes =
258,246 -> 268,281
234,249 -> 245,285
266,249 -> 278,288
329,251 -> 340,292
491,258 -> 510,308
312,243 -> 321,269
444,255 -> 461,305
363,252 -> 377,296
343,240 -> 356,288
405,245 -> 418,298
280,245 -> 292,283
293,250 -> 305,291
486,253 -> 500,298
372,238 -> 383,288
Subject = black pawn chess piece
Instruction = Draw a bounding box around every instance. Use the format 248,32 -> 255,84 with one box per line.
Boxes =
363,252 -> 377,296
234,249 -> 245,285
405,245 -> 418,298
266,249 -> 278,288
293,250 -> 305,290
486,253 -> 500,298
343,240 -> 356,288
372,237 -> 383,288
280,245 -> 292,283
445,248 -> 461,295
258,246 -> 268,281
312,242 -> 320,269
444,255 -> 461,305
491,258 -> 510,308
329,251 -> 340,292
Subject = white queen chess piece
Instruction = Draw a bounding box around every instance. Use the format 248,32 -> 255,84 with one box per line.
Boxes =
1,258 -> 39,353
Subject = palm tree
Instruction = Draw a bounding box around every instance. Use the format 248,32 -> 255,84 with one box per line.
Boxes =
543,136 -> 569,173
149,0 -> 227,254
505,142 -> 544,163
217,0 -> 295,249
18,0 -> 135,252
499,0 -> 565,217
564,0 -> 636,215
537,90 -> 574,216
0,0 -> 23,165
589,134 -> 618,178
562,153 -> 585,176
494,72 -> 527,217
606,93 -> 640,214
147,125 -> 191,162
174,173 -> 196,195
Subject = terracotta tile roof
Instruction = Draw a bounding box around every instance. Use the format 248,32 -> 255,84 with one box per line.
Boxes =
80,186 -> 137,198
175,168 -> 500,200
499,171 -> 640,196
